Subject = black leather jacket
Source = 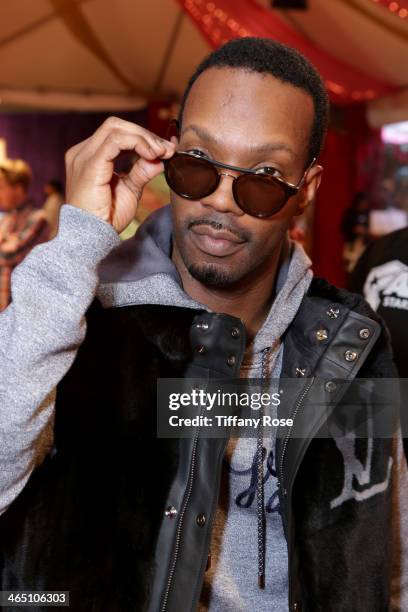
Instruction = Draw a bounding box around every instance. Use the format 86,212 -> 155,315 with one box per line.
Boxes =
0,277 -> 396,612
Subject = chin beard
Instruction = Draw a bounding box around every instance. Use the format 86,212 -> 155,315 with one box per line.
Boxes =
188,263 -> 241,288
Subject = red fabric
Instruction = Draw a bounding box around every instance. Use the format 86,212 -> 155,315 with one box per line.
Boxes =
346,106 -> 382,195
178,0 -> 397,104
313,129 -> 351,288
148,100 -> 175,139
375,0 -> 408,10
312,107 -> 377,287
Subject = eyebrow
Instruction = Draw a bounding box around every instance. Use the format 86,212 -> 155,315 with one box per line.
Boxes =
181,124 -> 297,161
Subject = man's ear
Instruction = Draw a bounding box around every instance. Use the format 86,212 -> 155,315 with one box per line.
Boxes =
294,164 -> 323,217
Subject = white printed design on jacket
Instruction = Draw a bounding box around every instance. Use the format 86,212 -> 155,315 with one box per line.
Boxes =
363,260 -> 408,312
330,408 -> 392,509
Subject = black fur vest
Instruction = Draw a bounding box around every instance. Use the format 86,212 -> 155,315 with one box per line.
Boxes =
0,278 -> 397,611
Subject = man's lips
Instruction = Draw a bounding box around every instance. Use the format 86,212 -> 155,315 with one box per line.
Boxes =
191,225 -> 245,243
189,224 -> 246,256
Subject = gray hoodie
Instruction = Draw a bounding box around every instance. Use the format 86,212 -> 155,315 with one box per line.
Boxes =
98,204 -> 313,611
0,204 -> 407,610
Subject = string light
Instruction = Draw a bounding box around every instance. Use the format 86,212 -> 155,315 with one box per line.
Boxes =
180,0 -> 385,101
369,0 -> 408,19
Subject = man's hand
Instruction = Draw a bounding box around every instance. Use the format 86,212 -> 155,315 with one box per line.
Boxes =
65,117 -> 176,233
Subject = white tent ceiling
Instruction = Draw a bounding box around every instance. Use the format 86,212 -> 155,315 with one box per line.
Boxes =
0,0 -> 407,112
259,0 -> 408,87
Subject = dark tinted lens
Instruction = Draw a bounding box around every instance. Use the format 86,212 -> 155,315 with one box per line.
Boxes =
233,173 -> 288,217
165,153 -> 219,200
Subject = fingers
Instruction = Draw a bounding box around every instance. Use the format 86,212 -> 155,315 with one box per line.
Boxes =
67,125 -> 175,191
85,129 -> 171,188
66,116 -> 174,163
64,116 -> 176,232
122,157 -> 165,200
94,131 -> 157,165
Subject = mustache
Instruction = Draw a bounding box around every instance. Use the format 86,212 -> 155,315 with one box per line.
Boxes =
187,217 -> 250,242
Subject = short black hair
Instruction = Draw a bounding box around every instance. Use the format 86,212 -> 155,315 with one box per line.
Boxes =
179,37 -> 330,164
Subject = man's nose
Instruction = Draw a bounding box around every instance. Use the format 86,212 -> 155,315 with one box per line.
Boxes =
200,173 -> 244,216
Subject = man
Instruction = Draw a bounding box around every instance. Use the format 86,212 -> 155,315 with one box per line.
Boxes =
0,38 -> 406,612
0,159 -> 48,310
369,173 -> 407,239
349,226 -> 408,460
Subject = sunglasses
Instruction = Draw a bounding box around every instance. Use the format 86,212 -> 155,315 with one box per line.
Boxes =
164,150 -> 315,218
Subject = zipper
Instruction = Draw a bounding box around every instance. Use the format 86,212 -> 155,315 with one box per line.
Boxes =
278,376 -> 314,611
160,407 -> 204,612
279,377 -> 315,490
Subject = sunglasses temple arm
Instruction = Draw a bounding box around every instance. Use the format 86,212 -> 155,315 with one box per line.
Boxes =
297,156 -> 318,188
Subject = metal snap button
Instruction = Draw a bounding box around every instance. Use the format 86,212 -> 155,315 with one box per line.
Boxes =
359,328 -> 370,340
231,327 -> 240,339
196,321 -> 209,331
164,505 -> 177,519
292,602 -> 302,611
196,513 -> 206,527
325,381 -> 337,393
316,329 -> 328,341
226,355 -> 236,367
344,350 -> 358,362
196,345 -> 206,354
326,306 -> 340,320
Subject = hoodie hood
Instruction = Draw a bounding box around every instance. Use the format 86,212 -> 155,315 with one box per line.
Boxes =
97,206 -> 202,311
97,205 -> 313,330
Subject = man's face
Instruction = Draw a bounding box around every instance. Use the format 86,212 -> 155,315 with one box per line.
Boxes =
0,174 -> 25,211
170,67 -> 321,288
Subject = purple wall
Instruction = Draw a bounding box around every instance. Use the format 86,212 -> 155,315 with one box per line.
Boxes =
0,109 -> 148,206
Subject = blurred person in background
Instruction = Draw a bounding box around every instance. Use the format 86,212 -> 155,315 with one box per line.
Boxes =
369,174 -> 407,238
349,225 -> 408,459
43,179 -> 64,239
342,191 -> 370,273
0,159 -> 48,311
394,166 -> 408,218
